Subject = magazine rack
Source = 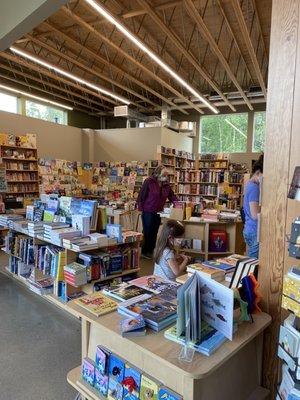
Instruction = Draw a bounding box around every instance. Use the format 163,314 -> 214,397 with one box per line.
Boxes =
66,301 -> 271,400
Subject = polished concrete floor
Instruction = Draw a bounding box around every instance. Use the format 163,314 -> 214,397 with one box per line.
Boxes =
0,272 -> 81,400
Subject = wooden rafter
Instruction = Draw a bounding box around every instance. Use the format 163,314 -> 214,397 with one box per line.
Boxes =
122,0 -> 183,19
135,0 -> 235,111
0,61 -> 106,113
0,51 -> 113,110
251,0 -> 269,60
183,0 -> 253,110
62,6 -> 206,115
42,21 -> 182,110
230,0 -> 267,98
0,73 -> 102,115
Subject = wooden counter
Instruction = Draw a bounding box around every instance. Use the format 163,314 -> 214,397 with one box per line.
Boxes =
67,300 -> 271,400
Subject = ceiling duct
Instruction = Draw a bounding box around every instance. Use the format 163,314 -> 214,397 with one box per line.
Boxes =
114,105 -> 148,122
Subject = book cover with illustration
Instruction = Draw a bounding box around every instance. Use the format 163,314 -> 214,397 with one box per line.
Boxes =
140,374 -> 160,400
104,284 -> 154,302
122,364 -> 142,400
75,292 -> 118,317
120,315 -> 145,334
158,387 -> 183,400
95,346 -> 110,374
130,275 -> 180,297
81,357 -> 95,386
108,354 -> 125,383
94,369 -> 109,396
108,378 -> 123,400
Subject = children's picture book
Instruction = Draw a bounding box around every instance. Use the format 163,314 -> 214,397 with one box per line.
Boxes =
140,374 -> 160,400
130,275 -> 181,299
95,369 -> 109,396
82,357 -> 95,386
108,354 -> 125,383
158,387 -> 183,400
75,292 -> 118,317
107,378 -> 123,400
103,284 -> 154,302
120,315 -> 145,333
202,260 -> 236,273
122,364 -> 142,400
95,346 -> 110,374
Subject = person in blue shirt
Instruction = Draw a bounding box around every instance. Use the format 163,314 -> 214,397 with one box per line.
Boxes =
243,160 -> 263,258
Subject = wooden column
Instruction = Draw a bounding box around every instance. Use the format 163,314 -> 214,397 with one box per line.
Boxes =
259,0 -> 300,396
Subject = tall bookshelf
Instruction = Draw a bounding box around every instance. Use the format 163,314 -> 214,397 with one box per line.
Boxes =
0,142 -> 39,204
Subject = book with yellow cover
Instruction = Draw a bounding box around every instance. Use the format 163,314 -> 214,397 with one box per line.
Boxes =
75,292 -> 118,317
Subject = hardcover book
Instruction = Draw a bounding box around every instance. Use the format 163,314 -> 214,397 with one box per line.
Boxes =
158,387 -> 183,400
140,374 -> 160,400
82,357 -> 95,386
94,369 -> 109,397
108,354 -> 125,383
75,292 -> 118,317
130,275 -> 181,299
104,284 -> 154,302
122,364 -> 142,400
107,378 -> 123,400
120,315 -> 145,334
95,346 -> 110,374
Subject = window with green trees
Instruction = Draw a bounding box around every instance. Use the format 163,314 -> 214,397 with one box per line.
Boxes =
25,100 -> 67,125
200,113 -> 248,153
253,111 -> 266,152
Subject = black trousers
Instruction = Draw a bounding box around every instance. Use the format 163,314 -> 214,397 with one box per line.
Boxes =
141,212 -> 161,255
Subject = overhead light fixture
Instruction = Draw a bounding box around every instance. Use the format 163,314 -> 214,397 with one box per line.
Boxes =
0,83 -> 73,110
10,46 -> 130,105
84,0 -> 219,114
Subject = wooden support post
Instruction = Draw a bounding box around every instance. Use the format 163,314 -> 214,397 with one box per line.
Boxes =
259,0 -> 300,397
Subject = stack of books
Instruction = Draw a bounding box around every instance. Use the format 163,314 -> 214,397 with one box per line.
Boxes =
64,262 -> 87,287
27,277 -> 54,295
28,222 -> 44,236
0,214 -> 23,227
103,284 -> 153,302
187,263 -> 225,282
43,227 -> 81,246
118,294 -> 177,331
63,236 -> 100,252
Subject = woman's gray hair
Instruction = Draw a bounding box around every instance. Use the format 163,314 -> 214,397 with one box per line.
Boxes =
152,165 -> 165,178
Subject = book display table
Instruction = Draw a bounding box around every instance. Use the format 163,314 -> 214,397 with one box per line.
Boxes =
66,300 -> 271,400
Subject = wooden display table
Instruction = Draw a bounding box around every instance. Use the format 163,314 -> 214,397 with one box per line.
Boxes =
66,300 -> 271,400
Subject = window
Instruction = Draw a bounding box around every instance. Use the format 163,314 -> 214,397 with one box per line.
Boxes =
200,113 -> 248,153
253,111 -> 266,152
0,91 -> 18,113
25,100 -> 67,125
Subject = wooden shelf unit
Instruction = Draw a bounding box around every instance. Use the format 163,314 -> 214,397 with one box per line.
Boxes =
0,143 -> 39,203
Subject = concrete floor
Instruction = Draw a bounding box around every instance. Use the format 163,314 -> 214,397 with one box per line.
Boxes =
0,272 -> 81,400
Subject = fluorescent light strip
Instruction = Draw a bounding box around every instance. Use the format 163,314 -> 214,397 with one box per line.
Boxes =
0,83 -> 73,110
10,46 -> 130,105
84,0 -> 218,114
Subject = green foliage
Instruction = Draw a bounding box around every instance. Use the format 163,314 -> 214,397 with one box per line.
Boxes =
25,101 -> 67,125
253,112 -> 266,152
200,113 -> 248,153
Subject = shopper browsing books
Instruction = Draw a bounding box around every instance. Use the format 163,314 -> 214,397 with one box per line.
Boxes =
137,166 -> 178,259
243,159 -> 263,258
153,220 -> 191,281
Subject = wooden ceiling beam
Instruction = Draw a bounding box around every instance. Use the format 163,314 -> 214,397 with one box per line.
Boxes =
62,6 -> 203,115
0,73 -> 102,116
0,51 -> 112,110
251,0 -> 269,60
183,0 -> 253,110
135,0 -> 235,111
122,0 -> 183,19
230,0 -> 267,98
42,21 -> 174,109
0,61 -> 106,113
26,35 -> 151,110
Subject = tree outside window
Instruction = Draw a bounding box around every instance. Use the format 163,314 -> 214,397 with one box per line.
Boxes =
200,113 -> 248,153
253,112 -> 266,152
25,100 -> 67,125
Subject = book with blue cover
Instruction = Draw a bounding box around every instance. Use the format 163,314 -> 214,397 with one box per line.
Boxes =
108,378 -> 123,400
122,364 -> 142,400
158,387 -> 183,400
106,224 -> 123,243
95,345 -> 110,374
202,260 -> 235,272
108,354 -> 125,383
95,369 -> 109,396
82,357 -> 95,386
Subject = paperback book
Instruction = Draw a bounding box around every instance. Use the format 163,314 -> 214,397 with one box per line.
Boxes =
103,284 -> 154,302
95,346 -> 110,374
140,374 -> 160,400
94,369 -> 109,396
75,292 -> 118,317
82,357 -> 95,386
120,315 -> 146,337
122,364 -> 142,400
158,387 -> 183,400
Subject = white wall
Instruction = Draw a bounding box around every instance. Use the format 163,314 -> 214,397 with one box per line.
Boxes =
161,127 -> 193,152
0,111 -> 83,161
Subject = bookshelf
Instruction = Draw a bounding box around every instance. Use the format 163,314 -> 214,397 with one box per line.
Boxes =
0,139 -> 39,204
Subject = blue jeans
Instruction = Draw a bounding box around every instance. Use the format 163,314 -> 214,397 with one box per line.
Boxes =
243,231 -> 259,258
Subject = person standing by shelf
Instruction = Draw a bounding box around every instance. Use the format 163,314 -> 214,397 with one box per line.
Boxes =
137,166 -> 178,259
243,159 -> 263,258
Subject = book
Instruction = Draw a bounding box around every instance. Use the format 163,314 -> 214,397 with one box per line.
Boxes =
106,223 -> 123,243
186,263 -> 225,282
202,260 -> 236,273
130,275 -> 181,302
140,374 -> 160,400
120,315 -> 146,337
108,354 -> 125,385
122,364 -> 142,400
158,387 -> 183,400
94,369 -> 109,396
72,214 -> 90,236
103,284 -> 154,302
108,378 -> 123,400
95,346 -> 110,374
75,292 -> 118,317
118,295 -> 177,331
82,357 -> 95,386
